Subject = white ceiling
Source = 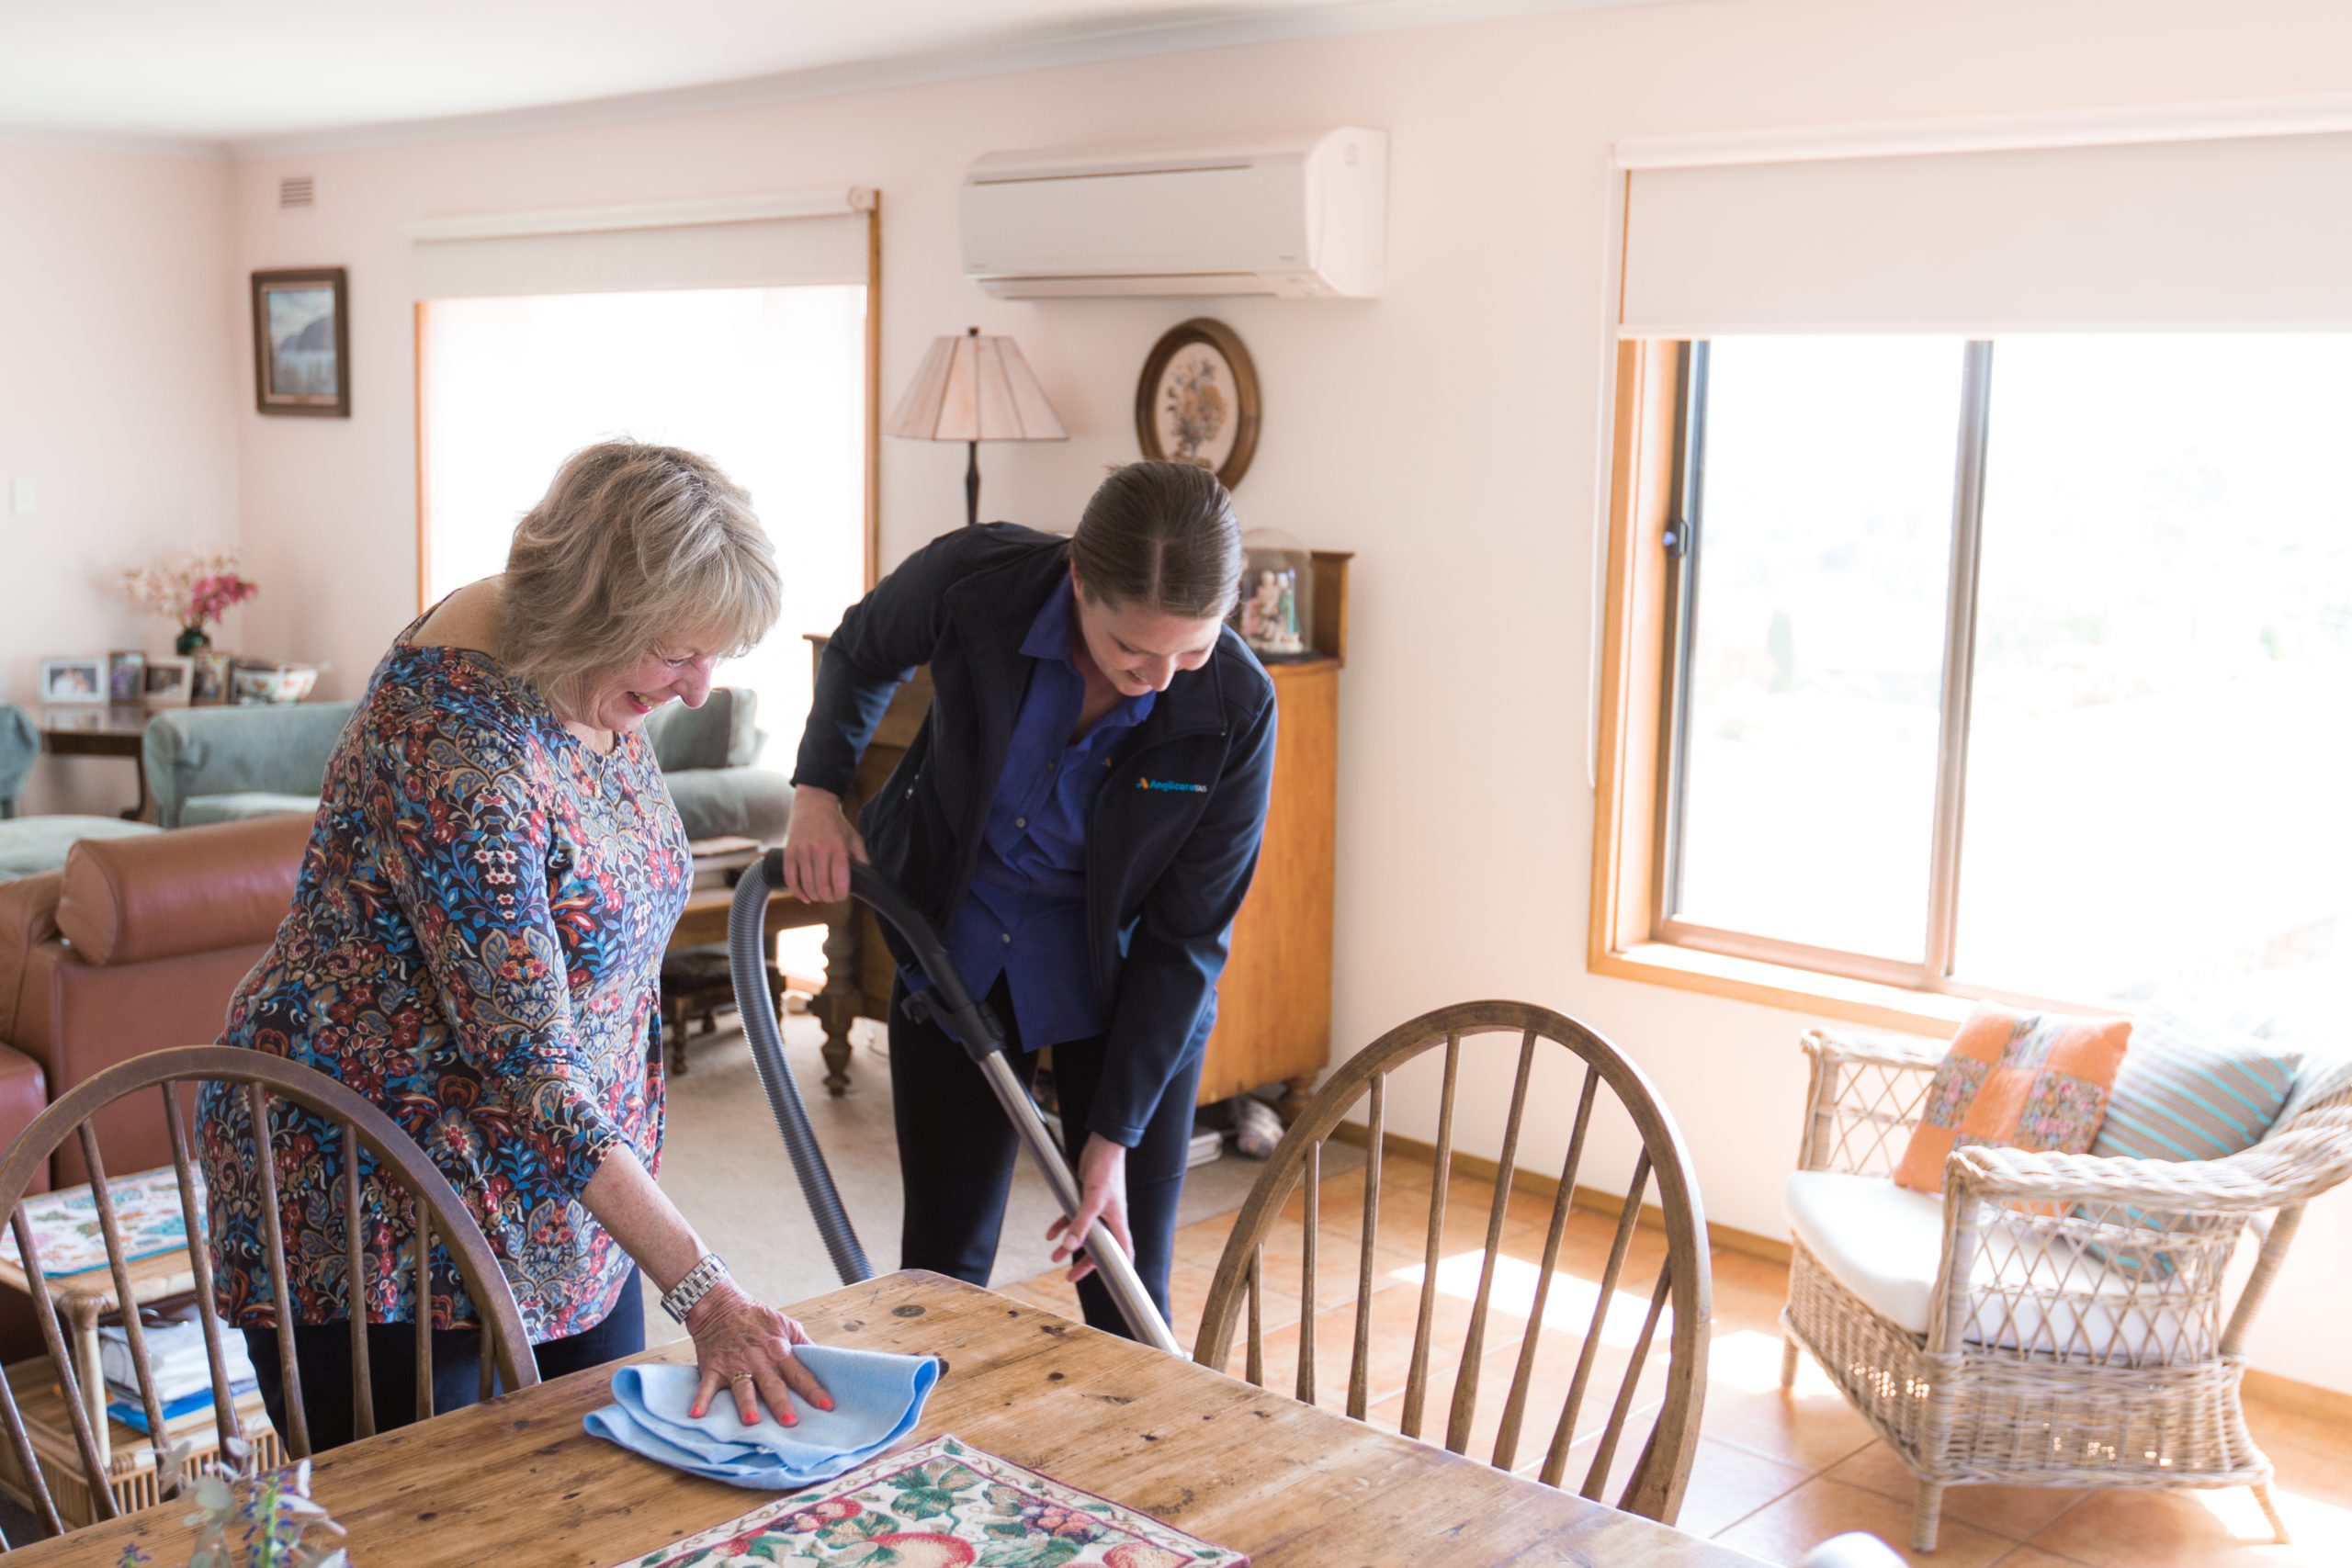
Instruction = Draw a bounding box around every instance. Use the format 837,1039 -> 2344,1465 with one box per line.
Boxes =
0,0 -> 1598,152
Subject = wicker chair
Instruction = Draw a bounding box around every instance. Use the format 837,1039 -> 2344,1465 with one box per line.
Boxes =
1778,1027 -> 2352,1552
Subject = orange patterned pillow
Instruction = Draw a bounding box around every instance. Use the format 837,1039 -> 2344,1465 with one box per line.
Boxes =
1893,1003 -> 2132,1195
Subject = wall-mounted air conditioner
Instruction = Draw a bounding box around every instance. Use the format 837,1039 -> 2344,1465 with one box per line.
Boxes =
962,127 -> 1387,299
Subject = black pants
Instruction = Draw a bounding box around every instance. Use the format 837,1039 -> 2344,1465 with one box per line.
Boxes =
243,1267 -> 645,1451
890,977 -> 1200,1340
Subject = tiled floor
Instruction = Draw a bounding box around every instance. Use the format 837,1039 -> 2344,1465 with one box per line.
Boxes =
1003,1150 -> 2352,1566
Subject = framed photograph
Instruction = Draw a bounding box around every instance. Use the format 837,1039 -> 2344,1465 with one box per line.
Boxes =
144,657 -> 195,708
251,266 -> 350,417
1134,317 -> 1261,489
190,649 -> 232,705
39,657 -> 107,705
107,649 -> 146,705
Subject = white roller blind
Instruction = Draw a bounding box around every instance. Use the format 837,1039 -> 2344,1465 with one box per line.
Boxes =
1618,121 -> 2352,335
411,189 -> 874,299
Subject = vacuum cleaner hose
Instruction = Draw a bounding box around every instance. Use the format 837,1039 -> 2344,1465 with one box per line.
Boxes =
729,855 -> 874,1285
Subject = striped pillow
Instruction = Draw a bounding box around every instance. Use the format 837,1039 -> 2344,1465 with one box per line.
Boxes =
2081,1009 -> 2301,1273
2091,1010 -> 2301,1165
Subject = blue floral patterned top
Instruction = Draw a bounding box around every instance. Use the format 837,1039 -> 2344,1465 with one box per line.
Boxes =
198,614 -> 690,1340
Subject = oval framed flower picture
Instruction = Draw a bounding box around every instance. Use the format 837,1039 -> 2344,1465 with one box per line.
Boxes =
1133,317 -> 1261,488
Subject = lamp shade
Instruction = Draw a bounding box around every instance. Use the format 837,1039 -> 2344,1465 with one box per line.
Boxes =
886,328 -> 1066,445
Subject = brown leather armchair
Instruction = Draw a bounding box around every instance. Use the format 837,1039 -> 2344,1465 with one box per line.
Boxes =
0,815 -> 308,1188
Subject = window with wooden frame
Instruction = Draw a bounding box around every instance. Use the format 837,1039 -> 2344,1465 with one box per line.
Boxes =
407,190 -> 884,772
1592,333 -> 2352,1028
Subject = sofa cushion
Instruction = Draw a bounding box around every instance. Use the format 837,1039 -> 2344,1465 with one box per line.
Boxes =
1785,1169 -> 2211,1359
56,814 -> 308,966
183,792 -> 323,828
666,767 -> 791,846
0,817 -> 159,885
645,689 -> 762,773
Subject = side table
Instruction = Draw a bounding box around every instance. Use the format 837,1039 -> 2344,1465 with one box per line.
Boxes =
0,1227 -> 277,1528
664,838 -> 852,1079
36,708 -> 153,822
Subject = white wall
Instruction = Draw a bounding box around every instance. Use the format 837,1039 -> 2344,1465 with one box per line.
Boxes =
0,141 -> 243,815
223,0 -> 2352,1390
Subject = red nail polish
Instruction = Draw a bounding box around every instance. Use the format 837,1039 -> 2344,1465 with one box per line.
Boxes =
818,1396 -> 834,1411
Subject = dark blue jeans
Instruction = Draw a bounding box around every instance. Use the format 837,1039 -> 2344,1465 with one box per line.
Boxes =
243,1267 -> 645,1451
890,977 -> 1200,1340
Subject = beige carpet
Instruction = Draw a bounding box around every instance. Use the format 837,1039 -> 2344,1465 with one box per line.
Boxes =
639,1010 -> 1279,1343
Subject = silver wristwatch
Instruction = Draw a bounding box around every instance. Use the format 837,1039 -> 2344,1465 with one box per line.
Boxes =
660,1253 -> 731,1324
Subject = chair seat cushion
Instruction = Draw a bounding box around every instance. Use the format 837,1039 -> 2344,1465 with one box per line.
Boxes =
0,817 -> 159,884
182,792 -> 322,827
1785,1169 -> 2211,1359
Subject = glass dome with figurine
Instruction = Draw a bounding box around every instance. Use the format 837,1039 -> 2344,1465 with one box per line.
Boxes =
1234,528 -> 1313,661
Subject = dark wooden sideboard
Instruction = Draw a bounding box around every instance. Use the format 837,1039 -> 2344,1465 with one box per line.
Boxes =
803,551 -> 1345,1120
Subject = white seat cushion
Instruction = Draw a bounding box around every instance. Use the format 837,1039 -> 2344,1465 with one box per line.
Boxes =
1784,1170 -> 2213,1360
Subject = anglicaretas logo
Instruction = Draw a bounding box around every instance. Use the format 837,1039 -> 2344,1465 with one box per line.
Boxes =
1136,776 -> 1209,794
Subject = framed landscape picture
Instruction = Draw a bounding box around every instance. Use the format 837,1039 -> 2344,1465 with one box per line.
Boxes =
251,266 -> 349,417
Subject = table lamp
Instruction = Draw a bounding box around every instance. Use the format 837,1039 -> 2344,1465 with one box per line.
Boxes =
886,326 -> 1066,527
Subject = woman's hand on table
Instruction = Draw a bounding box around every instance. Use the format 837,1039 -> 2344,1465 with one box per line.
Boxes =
1046,1134 -> 1132,1285
782,785 -> 868,903
685,1280 -> 834,1425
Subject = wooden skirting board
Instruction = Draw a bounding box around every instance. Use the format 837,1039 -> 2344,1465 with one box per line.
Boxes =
1326,1122 -> 1792,1265
1323,1122 -> 2352,1424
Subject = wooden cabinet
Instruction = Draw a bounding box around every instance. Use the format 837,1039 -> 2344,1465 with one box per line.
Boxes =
1196,655 -> 1336,1117
803,552 -> 1345,1119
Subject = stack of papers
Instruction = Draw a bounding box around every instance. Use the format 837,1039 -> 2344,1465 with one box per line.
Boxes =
585,1346 -> 939,1491
98,1306 -> 259,1436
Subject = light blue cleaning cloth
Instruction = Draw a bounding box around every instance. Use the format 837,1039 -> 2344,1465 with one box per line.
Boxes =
585,1345 -> 940,1491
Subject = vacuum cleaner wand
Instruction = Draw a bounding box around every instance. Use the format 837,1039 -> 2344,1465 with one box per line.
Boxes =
729,861 -> 874,1286
729,850 -> 1185,1358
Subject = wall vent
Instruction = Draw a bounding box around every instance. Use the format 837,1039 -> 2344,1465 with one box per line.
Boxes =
278,175 -> 314,209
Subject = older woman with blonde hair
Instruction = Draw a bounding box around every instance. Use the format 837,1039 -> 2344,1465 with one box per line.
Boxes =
199,439 -> 833,1446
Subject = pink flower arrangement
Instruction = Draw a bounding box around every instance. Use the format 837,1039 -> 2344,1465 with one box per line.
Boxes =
122,550 -> 260,641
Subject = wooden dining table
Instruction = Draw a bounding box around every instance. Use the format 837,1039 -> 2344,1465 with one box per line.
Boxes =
6,1270 -> 1762,1566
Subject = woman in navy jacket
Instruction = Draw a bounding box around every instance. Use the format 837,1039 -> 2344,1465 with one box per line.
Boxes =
784,462 -> 1276,1338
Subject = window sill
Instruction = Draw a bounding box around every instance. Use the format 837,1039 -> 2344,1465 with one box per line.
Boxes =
1589,942 -> 1973,1038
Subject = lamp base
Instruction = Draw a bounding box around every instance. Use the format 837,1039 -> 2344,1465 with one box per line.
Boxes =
965,441 -> 980,527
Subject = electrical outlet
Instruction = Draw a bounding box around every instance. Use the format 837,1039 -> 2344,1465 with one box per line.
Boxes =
8,481 -> 32,518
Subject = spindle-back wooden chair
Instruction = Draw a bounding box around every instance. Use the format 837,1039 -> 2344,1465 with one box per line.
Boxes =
0,1046 -> 538,1547
1193,1000 -> 1713,1524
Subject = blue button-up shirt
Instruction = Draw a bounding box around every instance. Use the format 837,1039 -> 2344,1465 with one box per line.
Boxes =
928,581 -> 1154,1051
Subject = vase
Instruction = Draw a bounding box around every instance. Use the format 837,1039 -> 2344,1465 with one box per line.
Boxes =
175,626 -> 210,657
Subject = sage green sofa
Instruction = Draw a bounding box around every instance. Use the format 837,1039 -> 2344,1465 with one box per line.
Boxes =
0,705 -> 35,819
640,688 -> 791,844
141,689 -> 788,843
0,704 -> 161,883
143,701 -> 357,829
